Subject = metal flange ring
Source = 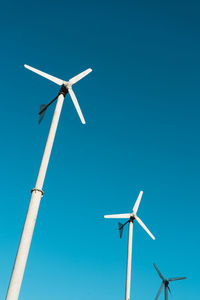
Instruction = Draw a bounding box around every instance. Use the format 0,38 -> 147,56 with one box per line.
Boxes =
31,188 -> 44,196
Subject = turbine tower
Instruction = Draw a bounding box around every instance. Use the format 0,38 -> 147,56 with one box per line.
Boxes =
104,191 -> 155,300
153,263 -> 187,300
6,64 -> 92,300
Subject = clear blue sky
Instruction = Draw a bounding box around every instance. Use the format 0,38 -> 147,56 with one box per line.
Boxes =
0,0 -> 199,299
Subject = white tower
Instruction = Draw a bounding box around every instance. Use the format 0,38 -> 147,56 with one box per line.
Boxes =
6,64 -> 92,300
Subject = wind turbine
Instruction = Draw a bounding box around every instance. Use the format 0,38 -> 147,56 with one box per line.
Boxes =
6,64 -> 92,300
153,263 -> 187,300
25,64 -> 92,124
104,191 -> 155,300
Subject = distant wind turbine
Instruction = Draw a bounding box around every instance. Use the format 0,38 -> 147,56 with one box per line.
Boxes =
104,191 -> 155,300
5,64 -> 92,300
153,263 -> 187,300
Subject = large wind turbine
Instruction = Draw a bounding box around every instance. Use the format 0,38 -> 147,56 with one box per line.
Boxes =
6,64 -> 92,300
104,191 -> 155,300
153,263 -> 187,300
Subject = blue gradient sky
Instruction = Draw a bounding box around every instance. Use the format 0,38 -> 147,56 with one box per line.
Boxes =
0,0 -> 199,299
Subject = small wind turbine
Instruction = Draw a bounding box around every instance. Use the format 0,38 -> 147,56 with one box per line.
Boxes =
24,64 -> 92,124
5,64 -> 92,300
104,191 -> 155,300
153,263 -> 187,300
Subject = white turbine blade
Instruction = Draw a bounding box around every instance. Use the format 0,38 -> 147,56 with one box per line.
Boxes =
155,282 -> 164,300
104,213 -> 131,219
24,64 -> 64,86
134,215 -> 155,240
133,191 -> 143,213
168,277 -> 187,281
153,264 -> 165,280
69,68 -> 92,85
68,88 -> 86,124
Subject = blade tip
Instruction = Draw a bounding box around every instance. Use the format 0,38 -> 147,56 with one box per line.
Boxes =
150,233 -> 156,240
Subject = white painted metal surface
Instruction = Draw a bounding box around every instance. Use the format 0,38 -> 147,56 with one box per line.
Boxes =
104,191 -> 155,300
6,64 -> 92,300
104,213 -> 131,219
68,88 -> 86,124
132,191 -> 143,214
6,93 -> 65,300
69,68 -> 92,85
125,220 -> 133,300
24,64 -> 92,124
24,64 -> 64,85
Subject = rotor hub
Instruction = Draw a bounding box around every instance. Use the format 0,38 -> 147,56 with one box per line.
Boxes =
164,280 -> 169,286
64,81 -> 72,89
59,84 -> 68,97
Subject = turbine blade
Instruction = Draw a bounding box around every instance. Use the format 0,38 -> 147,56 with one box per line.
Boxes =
68,88 -> 86,124
104,213 -> 131,219
69,68 -> 92,85
134,215 -> 155,240
39,105 -> 47,124
24,64 -> 64,85
132,191 -> 143,213
155,282 -> 164,300
153,264 -> 165,280
168,277 -> 187,281
118,222 -> 124,238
